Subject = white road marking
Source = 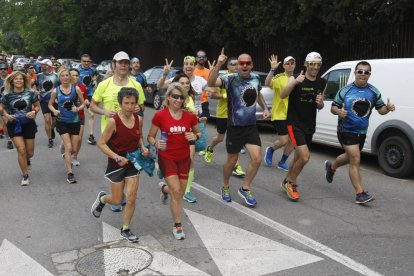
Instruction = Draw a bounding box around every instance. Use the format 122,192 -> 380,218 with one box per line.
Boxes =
192,183 -> 384,276
0,239 -> 53,276
102,221 -> 123,243
185,209 -> 322,276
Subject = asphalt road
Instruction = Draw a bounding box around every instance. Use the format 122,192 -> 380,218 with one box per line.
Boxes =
0,106 -> 413,276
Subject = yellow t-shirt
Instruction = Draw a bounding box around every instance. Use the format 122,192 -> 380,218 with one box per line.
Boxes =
216,88 -> 228,118
186,96 -> 195,113
271,72 -> 289,121
93,76 -> 146,131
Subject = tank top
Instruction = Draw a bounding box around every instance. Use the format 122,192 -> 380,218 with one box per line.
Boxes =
108,113 -> 141,168
57,85 -> 79,123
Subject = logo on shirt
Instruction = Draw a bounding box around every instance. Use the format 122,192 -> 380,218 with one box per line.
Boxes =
241,86 -> 257,107
42,80 -> 53,92
169,126 -> 187,133
351,97 -> 371,117
12,99 -> 27,110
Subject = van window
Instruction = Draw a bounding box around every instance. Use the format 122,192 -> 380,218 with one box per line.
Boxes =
323,69 -> 351,101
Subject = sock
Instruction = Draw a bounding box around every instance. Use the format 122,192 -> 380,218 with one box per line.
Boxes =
185,169 -> 194,193
100,195 -> 106,204
242,187 -> 249,191
174,222 -> 182,228
122,224 -> 129,231
280,154 -> 289,163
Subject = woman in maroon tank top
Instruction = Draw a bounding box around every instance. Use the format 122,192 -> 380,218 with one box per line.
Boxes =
91,87 -> 148,243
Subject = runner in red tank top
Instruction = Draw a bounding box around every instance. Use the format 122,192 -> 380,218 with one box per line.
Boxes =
91,87 -> 148,243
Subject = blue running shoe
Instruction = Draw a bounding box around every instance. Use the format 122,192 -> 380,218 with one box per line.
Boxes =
111,194 -> 126,212
221,186 -> 232,202
277,161 -> 289,172
264,147 -> 274,166
183,191 -> 197,203
355,191 -> 375,204
237,187 -> 257,206
324,160 -> 335,183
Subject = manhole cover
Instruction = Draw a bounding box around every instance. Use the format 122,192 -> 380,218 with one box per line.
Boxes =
76,247 -> 152,275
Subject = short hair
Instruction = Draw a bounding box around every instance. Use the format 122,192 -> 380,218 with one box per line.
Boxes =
355,61 -> 371,71
69,68 -> 80,74
117,87 -> 139,104
81,54 -> 90,59
4,71 -> 31,93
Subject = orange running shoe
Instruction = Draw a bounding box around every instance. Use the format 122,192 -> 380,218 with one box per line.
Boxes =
281,179 -> 300,201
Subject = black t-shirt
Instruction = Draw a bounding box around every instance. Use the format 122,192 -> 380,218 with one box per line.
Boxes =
287,76 -> 327,134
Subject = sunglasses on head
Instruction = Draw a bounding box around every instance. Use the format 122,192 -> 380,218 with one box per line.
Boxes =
238,61 -> 252,66
308,62 -> 322,67
356,70 -> 371,75
170,93 -> 185,100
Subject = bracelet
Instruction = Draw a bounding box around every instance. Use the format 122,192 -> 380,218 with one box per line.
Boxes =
114,155 -> 122,164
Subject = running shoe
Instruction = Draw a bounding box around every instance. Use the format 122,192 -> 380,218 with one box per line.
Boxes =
91,191 -> 107,218
277,161 -> 289,172
71,157 -> 81,166
120,228 -> 139,243
204,146 -> 214,164
67,172 -> 77,184
221,186 -> 232,202
60,142 -> 65,155
88,134 -> 96,145
240,147 -> 246,154
183,191 -> 197,203
48,139 -> 53,148
264,146 -> 274,166
7,140 -> 13,149
159,182 -> 168,205
232,165 -> 246,177
111,194 -> 126,212
21,175 -> 30,186
325,160 -> 335,183
198,150 -> 206,156
238,187 -> 257,206
281,179 -> 300,201
172,226 -> 185,240
355,191 -> 375,204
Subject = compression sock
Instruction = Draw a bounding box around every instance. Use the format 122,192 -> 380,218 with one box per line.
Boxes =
185,169 -> 194,193
122,224 -> 129,231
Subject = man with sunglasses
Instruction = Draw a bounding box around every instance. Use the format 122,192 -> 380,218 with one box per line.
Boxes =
280,52 -> 326,202
208,49 -> 270,207
325,61 -> 395,204
194,50 -> 211,118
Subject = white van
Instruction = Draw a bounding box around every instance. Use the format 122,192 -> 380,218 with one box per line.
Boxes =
314,59 -> 414,178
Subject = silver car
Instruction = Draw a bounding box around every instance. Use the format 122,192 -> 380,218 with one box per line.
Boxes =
13,58 -> 30,71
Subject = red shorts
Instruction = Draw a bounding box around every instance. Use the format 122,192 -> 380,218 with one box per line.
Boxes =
158,156 -> 191,180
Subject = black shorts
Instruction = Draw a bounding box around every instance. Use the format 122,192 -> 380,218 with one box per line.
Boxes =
226,125 -> 261,154
56,121 -> 80,135
40,101 -> 58,117
274,120 -> 288,136
287,124 -> 313,148
201,101 -> 210,118
105,164 -> 139,183
216,118 -> 228,134
338,132 -> 366,151
7,120 -> 37,139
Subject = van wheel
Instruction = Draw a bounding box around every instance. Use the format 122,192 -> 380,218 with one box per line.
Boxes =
378,136 -> 414,178
153,92 -> 162,110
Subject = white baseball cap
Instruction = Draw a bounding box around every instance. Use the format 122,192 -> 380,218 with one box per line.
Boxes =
40,59 -> 53,67
305,52 -> 322,62
283,56 -> 295,64
113,51 -> 130,61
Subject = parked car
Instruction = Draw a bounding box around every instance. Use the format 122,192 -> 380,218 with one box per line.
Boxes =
57,58 -> 80,69
10,55 -> 25,64
143,66 -> 181,109
314,58 -> 414,178
208,70 -> 273,123
96,60 -> 112,82
13,57 -> 30,71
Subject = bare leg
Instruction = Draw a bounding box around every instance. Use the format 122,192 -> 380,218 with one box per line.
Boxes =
242,144 -> 262,189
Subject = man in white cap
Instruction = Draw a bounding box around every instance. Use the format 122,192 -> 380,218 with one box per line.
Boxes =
279,51 -> 327,201
35,58 -> 59,148
263,55 -> 296,171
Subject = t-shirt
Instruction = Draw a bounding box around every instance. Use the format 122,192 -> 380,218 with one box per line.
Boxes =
131,72 -> 148,88
56,85 -> 79,123
271,72 -> 290,121
0,78 -> 5,99
333,82 -> 385,134
1,89 -> 38,118
220,72 -> 262,126
93,76 -> 145,131
287,76 -> 327,134
194,67 -> 210,103
151,108 -> 198,160
79,66 -> 96,96
216,72 -> 230,119
35,72 -> 59,102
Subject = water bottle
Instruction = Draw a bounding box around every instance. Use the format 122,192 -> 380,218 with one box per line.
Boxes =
160,131 -> 167,151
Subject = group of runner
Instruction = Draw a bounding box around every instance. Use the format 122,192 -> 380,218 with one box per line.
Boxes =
1,48 -> 396,242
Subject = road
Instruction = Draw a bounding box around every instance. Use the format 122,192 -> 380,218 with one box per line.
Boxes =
0,106 -> 413,276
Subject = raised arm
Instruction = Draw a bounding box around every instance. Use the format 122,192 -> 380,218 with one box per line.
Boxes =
265,54 -> 281,87
207,48 -> 227,87
157,58 -> 173,89
280,70 -> 304,99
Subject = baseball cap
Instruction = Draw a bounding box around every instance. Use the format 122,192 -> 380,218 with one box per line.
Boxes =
40,59 -> 53,67
283,56 -> 295,64
131,57 -> 140,63
113,51 -> 130,61
305,52 -> 322,62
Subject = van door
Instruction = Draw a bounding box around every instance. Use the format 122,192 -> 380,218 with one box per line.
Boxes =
315,68 -> 351,145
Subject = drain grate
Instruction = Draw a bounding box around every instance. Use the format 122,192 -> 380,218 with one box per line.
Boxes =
76,247 -> 152,275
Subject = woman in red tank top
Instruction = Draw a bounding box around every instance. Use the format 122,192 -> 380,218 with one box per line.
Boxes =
91,87 -> 148,243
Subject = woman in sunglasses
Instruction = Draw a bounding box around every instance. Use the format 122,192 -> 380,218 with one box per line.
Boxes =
147,82 -> 201,240
48,68 -> 85,184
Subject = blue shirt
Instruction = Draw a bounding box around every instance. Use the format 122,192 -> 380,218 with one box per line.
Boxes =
333,82 -> 385,134
0,78 -> 5,99
131,72 -> 148,88
1,89 -> 38,118
220,73 -> 261,126
79,66 -> 96,96
56,85 -> 79,123
35,72 -> 59,102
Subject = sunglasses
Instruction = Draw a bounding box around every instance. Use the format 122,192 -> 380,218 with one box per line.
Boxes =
238,61 -> 252,66
228,62 -> 237,66
170,94 -> 185,100
356,70 -> 371,75
308,62 -> 322,67
196,55 -> 207,59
